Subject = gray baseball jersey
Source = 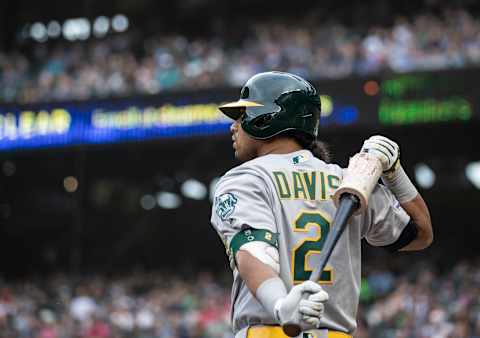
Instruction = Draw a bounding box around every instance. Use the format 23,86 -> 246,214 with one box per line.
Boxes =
211,149 -> 410,335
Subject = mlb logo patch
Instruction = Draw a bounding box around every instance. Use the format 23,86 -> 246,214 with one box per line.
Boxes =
293,152 -> 310,164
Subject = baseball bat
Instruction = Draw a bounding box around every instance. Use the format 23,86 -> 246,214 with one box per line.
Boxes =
282,152 -> 383,337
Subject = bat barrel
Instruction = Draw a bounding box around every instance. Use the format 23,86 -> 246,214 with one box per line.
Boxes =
333,152 -> 383,215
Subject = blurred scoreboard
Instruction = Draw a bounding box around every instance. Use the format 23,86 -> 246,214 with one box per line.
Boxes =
378,69 -> 476,125
0,69 -> 477,152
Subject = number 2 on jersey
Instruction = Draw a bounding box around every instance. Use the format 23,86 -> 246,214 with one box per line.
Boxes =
292,211 -> 333,284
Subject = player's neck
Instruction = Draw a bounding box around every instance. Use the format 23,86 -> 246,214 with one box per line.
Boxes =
257,138 -> 303,157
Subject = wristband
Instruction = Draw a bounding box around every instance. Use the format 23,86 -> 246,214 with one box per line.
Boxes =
255,277 -> 287,321
381,164 -> 418,203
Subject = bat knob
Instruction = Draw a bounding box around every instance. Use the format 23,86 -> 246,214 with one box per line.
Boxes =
282,323 -> 302,337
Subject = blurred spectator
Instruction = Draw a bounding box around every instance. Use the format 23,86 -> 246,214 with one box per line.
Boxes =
1,8 -> 480,104
70,286 -> 97,322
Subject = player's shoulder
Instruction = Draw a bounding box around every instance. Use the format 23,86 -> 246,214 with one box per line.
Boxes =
220,157 -> 269,180
325,161 -> 345,178
215,158 -> 272,193
309,155 -> 345,178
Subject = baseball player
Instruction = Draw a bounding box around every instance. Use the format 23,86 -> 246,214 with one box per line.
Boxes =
210,72 -> 433,338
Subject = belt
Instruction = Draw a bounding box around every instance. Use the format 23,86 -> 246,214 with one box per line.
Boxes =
246,326 -> 352,338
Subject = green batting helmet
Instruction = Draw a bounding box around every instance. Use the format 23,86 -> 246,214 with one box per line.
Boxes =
219,71 -> 321,142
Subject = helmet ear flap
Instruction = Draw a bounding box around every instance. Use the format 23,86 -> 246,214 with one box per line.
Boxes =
251,113 -> 275,130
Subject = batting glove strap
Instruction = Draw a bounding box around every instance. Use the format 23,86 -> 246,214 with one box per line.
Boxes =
381,164 -> 418,203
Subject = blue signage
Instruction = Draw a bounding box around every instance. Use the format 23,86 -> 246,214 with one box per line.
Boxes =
0,100 -> 231,151
0,89 -> 365,152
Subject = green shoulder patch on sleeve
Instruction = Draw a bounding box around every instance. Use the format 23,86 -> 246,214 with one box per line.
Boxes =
229,228 -> 279,264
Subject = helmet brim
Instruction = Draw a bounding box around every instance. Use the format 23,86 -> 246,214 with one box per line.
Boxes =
219,100 -> 264,120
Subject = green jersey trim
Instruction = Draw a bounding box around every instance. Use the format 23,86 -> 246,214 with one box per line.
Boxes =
229,228 -> 279,263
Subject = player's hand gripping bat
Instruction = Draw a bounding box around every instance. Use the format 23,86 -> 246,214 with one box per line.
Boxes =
282,152 -> 383,337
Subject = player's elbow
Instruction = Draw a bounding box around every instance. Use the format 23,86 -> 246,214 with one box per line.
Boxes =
420,222 -> 434,249
417,213 -> 433,249
416,228 -> 433,249
401,221 -> 433,251
400,221 -> 433,251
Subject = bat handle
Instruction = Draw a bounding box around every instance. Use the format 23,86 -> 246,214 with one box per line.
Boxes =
308,194 -> 359,282
282,194 -> 360,337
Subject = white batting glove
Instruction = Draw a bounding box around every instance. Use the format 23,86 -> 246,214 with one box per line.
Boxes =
361,135 -> 400,173
274,281 -> 329,330
361,135 -> 418,203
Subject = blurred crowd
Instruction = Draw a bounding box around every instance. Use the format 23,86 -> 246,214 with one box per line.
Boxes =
356,259 -> 480,338
0,272 -> 232,338
1,8 -> 480,104
0,260 -> 479,338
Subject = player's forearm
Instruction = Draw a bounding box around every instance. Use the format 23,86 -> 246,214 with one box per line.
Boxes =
381,164 -> 433,250
399,194 -> 433,250
236,250 -> 288,320
236,249 -> 281,294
